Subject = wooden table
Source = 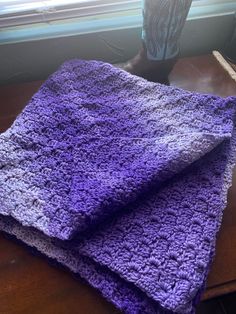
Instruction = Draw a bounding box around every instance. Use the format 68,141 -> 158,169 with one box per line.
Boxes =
0,55 -> 236,314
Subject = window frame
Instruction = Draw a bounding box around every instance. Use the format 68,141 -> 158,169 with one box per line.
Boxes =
0,0 -> 236,44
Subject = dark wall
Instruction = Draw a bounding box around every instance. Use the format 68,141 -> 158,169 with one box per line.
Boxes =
0,14 -> 235,85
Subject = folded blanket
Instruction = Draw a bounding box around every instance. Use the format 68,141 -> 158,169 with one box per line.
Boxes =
1,59 -> 236,314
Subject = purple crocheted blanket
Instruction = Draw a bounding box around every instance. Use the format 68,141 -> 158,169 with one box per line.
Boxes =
1,60 -> 236,314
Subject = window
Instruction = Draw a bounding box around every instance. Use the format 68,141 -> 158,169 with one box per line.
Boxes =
1,0 -> 236,28
0,0 -> 140,28
0,0 -> 236,44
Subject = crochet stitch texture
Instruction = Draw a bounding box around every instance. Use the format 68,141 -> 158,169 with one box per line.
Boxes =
0,60 -> 236,314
